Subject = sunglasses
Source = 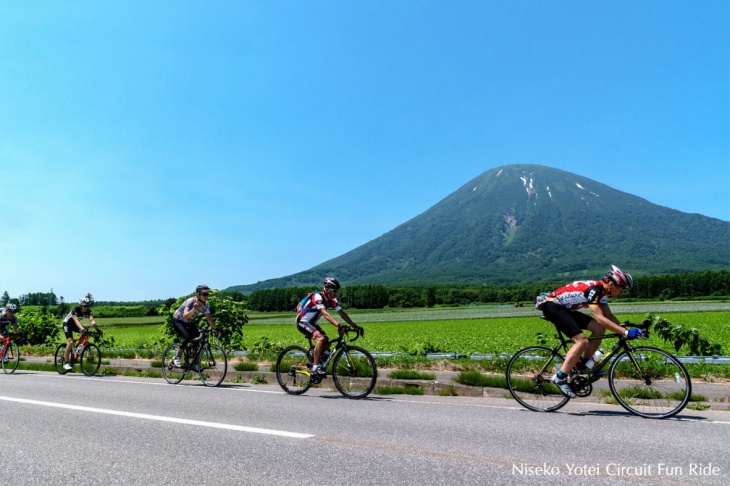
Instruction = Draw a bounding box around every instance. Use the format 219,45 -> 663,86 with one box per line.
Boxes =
200,292 -> 210,297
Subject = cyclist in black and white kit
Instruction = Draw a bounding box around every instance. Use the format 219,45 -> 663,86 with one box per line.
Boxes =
0,304 -> 20,363
171,285 -> 220,368
62,297 -> 102,371
296,278 -> 362,377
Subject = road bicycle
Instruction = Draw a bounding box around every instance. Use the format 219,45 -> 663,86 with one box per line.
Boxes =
506,319 -> 692,419
1,335 -> 20,374
54,332 -> 102,376
275,326 -> 377,399
162,328 -> 228,387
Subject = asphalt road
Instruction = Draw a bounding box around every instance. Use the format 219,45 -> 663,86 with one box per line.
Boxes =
1,371 -> 729,485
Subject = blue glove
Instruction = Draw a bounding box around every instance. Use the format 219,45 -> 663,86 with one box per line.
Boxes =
626,328 -> 646,340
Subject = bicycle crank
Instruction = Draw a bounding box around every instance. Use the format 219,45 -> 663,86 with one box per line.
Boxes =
570,376 -> 593,397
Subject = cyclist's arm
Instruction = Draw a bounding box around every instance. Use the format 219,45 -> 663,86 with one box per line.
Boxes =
336,309 -> 359,329
205,314 -> 218,331
319,308 -> 341,328
72,315 -> 85,332
588,304 -> 625,335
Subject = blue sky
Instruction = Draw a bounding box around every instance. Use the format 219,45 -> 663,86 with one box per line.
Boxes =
1,1 -> 728,302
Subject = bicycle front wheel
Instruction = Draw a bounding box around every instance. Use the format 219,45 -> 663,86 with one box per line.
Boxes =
80,343 -> 102,376
506,346 -> 570,412
54,344 -> 69,375
275,345 -> 312,395
332,346 -> 377,399
199,343 -> 227,387
608,346 -> 691,419
2,342 -> 20,374
162,344 -> 186,384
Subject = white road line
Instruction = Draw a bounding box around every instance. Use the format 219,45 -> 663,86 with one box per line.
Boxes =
0,395 -> 313,438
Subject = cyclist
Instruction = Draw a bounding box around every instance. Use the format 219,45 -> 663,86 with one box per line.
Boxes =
171,285 -> 219,368
539,265 -> 646,398
296,277 -> 363,377
62,297 -> 103,371
0,303 -> 20,363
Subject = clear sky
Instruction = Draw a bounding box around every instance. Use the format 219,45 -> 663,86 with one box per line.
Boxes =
1,1 -> 728,302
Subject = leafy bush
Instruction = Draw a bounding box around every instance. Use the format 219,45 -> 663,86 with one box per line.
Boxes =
649,314 -> 723,356
17,308 -> 60,346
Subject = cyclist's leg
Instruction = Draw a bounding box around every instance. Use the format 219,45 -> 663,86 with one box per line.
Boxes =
172,319 -> 193,360
583,319 -> 605,359
297,318 -> 325,367
542,303 -> 588,375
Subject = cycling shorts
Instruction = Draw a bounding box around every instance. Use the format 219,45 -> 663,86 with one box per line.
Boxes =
296,318 -> 325,340
173,318 -> 199,347
63,323 -> 82,339
542,301 -> 594,339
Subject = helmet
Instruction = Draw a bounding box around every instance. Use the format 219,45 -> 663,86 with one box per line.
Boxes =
79,297 -> 91,307
5,303 -> 17,312
196,284 -> 210,294
323,277 -> 341,291
606,265 -> 634,290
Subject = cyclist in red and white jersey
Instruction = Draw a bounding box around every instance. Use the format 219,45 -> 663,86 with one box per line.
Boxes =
0,304 -> 20,363
540,265 -> 645,398
296,277 -> 362,377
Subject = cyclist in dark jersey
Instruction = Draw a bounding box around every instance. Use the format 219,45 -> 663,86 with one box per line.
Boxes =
0,304 -> 19,363
62,297 -> 103,371
296,277 -> 362,376
539,265 -> 645,398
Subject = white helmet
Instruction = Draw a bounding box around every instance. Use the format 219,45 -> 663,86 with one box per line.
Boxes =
79,297 -> 91,307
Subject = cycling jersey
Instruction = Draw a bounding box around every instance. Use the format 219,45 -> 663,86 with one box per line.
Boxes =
296,291 -> 341,326
548,280 -> 608,311
0,308 -> 18,334
63,305 -> 93,325
174,297 -> 210,324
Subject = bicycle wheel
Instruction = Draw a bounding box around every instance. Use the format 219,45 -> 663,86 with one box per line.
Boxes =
54,344 -> 69,375
506,346 -> 570,412
80,343 -> 102,376
332,345 -> 377,399
608,346 -> 691,419
162,344 -> 186,384
1,342 -> 20,374
198,343 -> 227,387
276,345 -> 313,395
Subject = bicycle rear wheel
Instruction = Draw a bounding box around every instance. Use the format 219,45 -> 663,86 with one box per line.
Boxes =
332,346 -> 377,399
80,343 -> 102,376
162,344 -> 186,384
608,346 -> 691,419
276,345 -> 313,395
1,342 -> 20,374
199,343 -> 227,387
54,344 -> 69,375
506,346 -> 570,412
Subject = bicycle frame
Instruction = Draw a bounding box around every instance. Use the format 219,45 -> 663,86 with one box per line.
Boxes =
550,329 -> 633,381
1,336 -> 10,356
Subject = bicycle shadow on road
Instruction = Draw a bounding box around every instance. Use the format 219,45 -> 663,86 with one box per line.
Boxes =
562,409 -> 714,422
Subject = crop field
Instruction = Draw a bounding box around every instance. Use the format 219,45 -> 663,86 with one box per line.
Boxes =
98,303 -> 730,356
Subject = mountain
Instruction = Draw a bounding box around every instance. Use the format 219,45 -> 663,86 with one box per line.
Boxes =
228,164 -> 729,291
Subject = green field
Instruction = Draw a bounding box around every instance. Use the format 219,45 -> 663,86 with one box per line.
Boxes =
97,303 -> 730,356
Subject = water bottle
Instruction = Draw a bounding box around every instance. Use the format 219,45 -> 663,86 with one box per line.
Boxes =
77,343 -> 85,356
585,350 -> 604,370
322,350 -> 331,362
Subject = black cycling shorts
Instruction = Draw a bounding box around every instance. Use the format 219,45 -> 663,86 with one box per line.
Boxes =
173,318 -> 199,347
542,301 -> 594,339
63,322 -> 81,339
296,318 -> 325,340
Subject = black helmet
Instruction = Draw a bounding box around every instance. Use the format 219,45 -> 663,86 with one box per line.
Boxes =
196,284 -> 210,294
323,277 -> 341,291
605,265 -> 634,290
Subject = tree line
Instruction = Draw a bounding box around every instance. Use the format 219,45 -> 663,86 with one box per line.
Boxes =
246,270 -> 730,312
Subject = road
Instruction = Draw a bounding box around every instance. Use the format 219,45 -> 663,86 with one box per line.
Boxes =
1,371 -> 728,485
